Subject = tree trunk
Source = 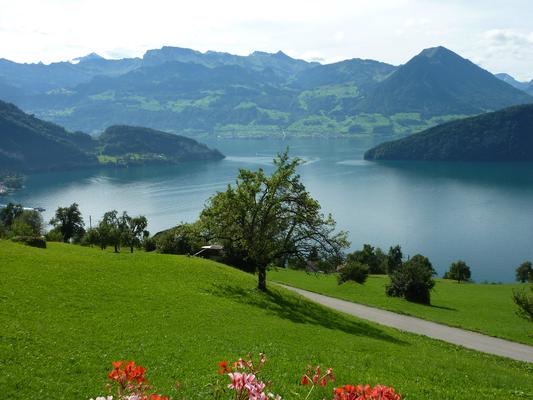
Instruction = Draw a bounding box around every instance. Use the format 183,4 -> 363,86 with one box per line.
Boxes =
114,244 -> 118,253
130,245 -> 134,253
258,266 -> 267,291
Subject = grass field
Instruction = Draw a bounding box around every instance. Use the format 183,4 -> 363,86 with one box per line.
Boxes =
1,240 -> 533,399
271,269 -> 533,345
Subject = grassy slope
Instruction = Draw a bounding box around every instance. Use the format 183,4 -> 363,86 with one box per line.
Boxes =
0,241 -> 532,399
271,269 -> 533,345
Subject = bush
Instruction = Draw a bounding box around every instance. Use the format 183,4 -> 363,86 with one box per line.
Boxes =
156,222 -> 206,255
513,285 -> 533,322
13,210 -> 43,236
11,236 -> 46,248
143,237 -> 157,252
45,228 -> 64,242
347,244 -> 386,274
386,254 -> 436,304
10,219 -> 34,236
338,260 -> 369,284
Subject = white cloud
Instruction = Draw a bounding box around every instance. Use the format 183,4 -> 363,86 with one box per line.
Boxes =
0,0 -> 532,80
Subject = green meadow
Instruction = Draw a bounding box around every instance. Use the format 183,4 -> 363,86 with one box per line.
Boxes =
271,269 -> 533,345
1,240 -> 532,399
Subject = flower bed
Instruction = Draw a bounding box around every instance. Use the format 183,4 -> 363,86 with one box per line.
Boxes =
91,353 -> 400,400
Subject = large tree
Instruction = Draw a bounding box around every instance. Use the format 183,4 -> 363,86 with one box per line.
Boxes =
49,203 -> 85,243
200,151 -> 349,291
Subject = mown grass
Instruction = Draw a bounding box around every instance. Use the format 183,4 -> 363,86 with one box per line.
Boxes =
1,240 -> 532,399
271,269 -> 533,345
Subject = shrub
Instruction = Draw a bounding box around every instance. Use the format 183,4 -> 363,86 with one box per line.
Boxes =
45,228 -> 64,242
143,236 -> 157,252
338,261 -> 369,284
10,219 -> 34,237
13,210 -> 44,236
513,285 -> 533,322
386,254 -> 436,304
156,222 -> 206,255
11,236 -> 46,248
347,244 -> 386,274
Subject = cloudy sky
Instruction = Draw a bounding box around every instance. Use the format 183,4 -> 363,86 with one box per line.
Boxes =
1,0 -> 532,80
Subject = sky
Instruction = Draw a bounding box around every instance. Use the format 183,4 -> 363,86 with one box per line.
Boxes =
0,0 -> 532,81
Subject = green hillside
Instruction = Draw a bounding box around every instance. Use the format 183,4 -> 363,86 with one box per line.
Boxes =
0,99 -> 97,171
271,269 -> 533,345
364,104 -> 533,161
1,240 -> 532,399
0,101 -> 224,171
98,125 -> 224,165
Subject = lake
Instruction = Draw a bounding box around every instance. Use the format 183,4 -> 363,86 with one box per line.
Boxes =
5,137 -> 533,282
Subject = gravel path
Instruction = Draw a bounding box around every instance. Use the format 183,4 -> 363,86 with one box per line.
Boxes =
278,284 -> 533,363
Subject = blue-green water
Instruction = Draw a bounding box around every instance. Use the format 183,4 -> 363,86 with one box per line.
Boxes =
5,137 -> 533,282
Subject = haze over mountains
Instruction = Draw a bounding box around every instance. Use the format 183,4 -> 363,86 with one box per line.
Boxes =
0,45 -> 532,137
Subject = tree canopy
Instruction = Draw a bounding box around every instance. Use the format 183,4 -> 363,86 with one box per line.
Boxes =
200,151 -> 349,290
444,260 -> 472,283
49,203 -> 85,243
516,261 -> 533,283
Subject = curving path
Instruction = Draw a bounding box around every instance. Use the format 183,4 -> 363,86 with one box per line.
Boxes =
277,284 -> 533,363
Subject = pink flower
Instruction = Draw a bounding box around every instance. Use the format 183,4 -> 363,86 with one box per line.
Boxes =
228,372 -> 256,391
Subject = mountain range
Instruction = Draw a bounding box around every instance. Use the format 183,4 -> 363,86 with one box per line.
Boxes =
364,104 -> 533,161
495,73 -> 533,96
1,46 -> 532,137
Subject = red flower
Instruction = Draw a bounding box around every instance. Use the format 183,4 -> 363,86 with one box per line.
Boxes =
218,360 -> 231,374
301,375 -> 309,385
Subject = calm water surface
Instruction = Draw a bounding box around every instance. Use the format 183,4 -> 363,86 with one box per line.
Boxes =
5,137 -> 533,282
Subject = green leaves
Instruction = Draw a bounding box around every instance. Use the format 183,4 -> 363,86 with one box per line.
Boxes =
200,151 -> 349,290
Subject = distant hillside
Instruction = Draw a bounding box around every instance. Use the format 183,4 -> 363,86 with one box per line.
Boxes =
99,125 -> 224,163
364,104 -> 533,161
3,45 -> 532,136
0,100 -> 97,171
0,100 -> 224,172
357,47 -> 532,116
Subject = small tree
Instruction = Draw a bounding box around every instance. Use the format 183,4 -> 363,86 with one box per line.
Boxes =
0,202 -> 23,227
386,254 -> 436,304
120,212 -> 148,253
338,260 -> 369,284
387,245 -> 403,274
200,151 -> 349,291
96,210 -> 123,252
444,260 -> 471,283
13,210 -> 44,236
49,203 -> 85,243
516,261 -> 533,283
347,244 -> 385,274
513,286 -> 533,322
